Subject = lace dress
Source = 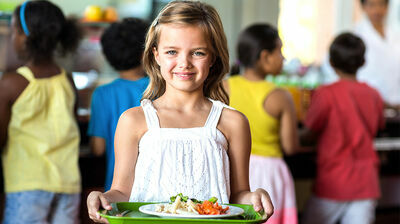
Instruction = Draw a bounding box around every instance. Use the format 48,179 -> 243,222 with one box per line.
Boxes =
129,99 -> 231,203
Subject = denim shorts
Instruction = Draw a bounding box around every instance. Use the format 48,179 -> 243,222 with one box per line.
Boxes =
3,190 -> 81,224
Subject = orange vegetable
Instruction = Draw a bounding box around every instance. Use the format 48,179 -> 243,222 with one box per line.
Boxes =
196,200 -> 229,215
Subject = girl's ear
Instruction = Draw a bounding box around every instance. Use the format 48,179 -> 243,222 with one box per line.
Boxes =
260,49 -> 270,64
259,49 -> 272,71
153,47 -> 160,66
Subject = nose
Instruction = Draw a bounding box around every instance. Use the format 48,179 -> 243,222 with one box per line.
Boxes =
178,54 -> 192,69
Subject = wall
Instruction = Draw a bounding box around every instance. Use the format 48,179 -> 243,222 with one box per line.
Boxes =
202,0 -> 280,65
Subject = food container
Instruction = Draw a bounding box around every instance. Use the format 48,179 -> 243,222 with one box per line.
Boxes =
100,202 -> 268,224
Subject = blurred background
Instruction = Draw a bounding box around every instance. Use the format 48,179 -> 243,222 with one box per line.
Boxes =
0,0 -> 399,223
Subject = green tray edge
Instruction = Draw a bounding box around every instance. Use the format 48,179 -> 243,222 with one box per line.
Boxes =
100,202 -> 268,224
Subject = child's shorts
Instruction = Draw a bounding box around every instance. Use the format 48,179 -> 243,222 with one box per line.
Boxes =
3,190 -> 81,224
301,195 -> 376,224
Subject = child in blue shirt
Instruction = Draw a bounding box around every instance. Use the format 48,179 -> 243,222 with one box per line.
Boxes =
87,18 -> 149,191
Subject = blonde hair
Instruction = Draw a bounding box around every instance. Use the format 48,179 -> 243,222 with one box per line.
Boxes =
142,0 -> 229,104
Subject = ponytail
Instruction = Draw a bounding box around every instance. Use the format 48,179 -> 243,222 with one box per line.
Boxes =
59,17 -> 82,55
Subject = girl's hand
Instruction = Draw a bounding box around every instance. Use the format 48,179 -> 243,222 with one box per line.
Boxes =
250,188 -> 274,219
87,191 -> 112,223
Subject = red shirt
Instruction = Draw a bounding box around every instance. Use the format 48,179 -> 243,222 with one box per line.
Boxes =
304,79 -> 385,200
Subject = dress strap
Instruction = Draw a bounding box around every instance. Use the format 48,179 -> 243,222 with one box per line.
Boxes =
141,99 -> 160,129
16,66 -> 35,82
204,99 -> 225,128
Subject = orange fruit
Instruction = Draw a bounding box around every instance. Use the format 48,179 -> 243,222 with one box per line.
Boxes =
103,7 -> 118,22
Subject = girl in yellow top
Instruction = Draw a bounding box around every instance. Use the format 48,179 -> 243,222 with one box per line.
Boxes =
224,24 -> 299,224
0,1 -> 82,223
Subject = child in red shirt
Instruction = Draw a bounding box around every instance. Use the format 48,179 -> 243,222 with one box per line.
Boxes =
300,33 -> 385,224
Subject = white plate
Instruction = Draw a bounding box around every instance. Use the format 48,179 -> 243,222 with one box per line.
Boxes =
138,203 -> 244,219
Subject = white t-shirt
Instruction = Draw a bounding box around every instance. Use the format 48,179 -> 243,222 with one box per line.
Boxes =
354,17 -> 400,105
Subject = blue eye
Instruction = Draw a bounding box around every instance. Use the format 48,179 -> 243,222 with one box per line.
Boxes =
193,51 -> 205,56
166,50 -> 177,55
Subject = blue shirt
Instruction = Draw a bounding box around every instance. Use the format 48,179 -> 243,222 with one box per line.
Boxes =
87,77 -> 149,190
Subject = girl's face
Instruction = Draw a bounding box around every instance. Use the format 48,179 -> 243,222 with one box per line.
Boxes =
260,38 -> 284,75
153,24 -> 214,94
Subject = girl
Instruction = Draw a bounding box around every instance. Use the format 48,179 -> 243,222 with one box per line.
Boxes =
0,1 -> 82,224
87,1 -> 274,223
224,24 -> 299,224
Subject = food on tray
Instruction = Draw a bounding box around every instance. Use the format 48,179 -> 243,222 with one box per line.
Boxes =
155,193 -> 229,215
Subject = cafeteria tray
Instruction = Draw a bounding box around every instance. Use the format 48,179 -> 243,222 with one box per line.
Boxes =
100,202 -> 268,224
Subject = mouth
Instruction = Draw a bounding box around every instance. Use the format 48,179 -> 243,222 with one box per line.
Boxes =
174,72 -> 195,80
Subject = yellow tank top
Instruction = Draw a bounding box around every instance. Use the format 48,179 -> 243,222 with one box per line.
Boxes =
3,66 -> 81,193
228,75 -> 282,157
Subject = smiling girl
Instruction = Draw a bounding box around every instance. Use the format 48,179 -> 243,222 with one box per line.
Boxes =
87,1 -> 274,223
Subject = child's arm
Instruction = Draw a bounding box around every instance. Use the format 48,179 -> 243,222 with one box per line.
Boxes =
90,137 -> 106,156
87,106 -> 147,223
0,77 -> 11,149
298,127 -> 317,152
0,72 -> 28,149
218,108 -> 274,218
264,88 -> 299,155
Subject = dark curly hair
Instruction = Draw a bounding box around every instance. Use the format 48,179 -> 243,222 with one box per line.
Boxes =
329,32 -> 365,75
13,0 -> 82,63
100,18 -> 149,71
360,0 -> 389,5
230,23 -> 279,75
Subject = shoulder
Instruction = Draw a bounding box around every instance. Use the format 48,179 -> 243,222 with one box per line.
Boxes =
0,71 -> 29,103
265,87 -> 294,109
218,107 -> 249,135
119,105 -> 147,132
1,70 -> 28,86
361,82 -> 384,100
313,83 -> 334,96
267,87 -> 293,102
120,105 -> 145,124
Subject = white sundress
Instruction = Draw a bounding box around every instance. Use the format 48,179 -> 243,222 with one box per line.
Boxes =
129,99 -> 231,204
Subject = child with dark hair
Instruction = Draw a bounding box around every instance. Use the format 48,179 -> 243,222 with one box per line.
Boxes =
87,18 -> 149,191
0,1 -> 82,223
225,23 -> 299,224
300,32 -> 385,224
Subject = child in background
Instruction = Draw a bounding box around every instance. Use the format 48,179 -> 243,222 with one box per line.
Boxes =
225,24 -> 299,224
87,18 -> 149,191
300,33 -> 385,224
0,1 -> 82,223
87,1 -> 274,223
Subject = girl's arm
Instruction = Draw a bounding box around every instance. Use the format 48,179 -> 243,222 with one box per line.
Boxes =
87,106 -> 147,223
0,78 -> 11,149
218,108 -> 274,218
264,88 -> 299,155
0,72 -> 29,149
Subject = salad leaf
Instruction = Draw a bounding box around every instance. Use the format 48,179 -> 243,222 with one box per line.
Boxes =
190,198 -> 202,203
208,197 -> 218,203
170,193 -> 189,203
169,194 -> 218,204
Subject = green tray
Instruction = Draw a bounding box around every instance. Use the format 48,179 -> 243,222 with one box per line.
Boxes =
100,202 -> 267,224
